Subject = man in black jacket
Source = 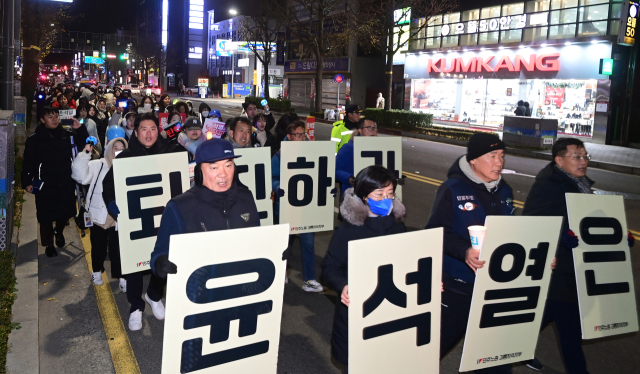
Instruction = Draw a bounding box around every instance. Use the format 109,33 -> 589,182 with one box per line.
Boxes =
102,112 -> 169,331
22,106 -> 89,257
523,138 -> 606,374
514,100 -> 527,116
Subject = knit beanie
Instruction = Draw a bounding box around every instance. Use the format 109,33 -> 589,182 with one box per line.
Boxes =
466,133 -> 505,162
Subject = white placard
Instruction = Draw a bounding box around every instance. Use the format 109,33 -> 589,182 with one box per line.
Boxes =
113,153 -> 190,274
59,109 -> 76,119
161,225 -> 289,374
279,141 -> 335,234
353,137 -> 403,200
460,216 -> 563,372
566,194 -> 639,339
234,148 -> 274,226
596,102 -> 608,112
348,229 -> 443,374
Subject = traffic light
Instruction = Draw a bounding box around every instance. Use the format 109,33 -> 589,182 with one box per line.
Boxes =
101,53 -> 106,58
120,55 -> 125,60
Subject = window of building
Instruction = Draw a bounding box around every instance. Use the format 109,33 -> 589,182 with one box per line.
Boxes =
481,6 -> 502,19
459,33 -> 479,46
578,20 -> 608,35
502,3 -> 525,16
425,37 -> 440,49
526,0 -> 551,13
550,0 -> 579,10
550,8 -> 578,24
442,35 -> 459,47
523,26 -> 550,40
462,9 -> 480,21
580,0 -> 609,5
479,31 -> 500,44
501,29 -> 523,42
609,20 -> 620,35
443,13 -> 461,24
579,4 -> 609,22
548,23 -> 577,38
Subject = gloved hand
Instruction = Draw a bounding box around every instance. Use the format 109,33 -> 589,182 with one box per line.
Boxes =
629,231 -> 635,248
155,255 -> 178,278
107,201 -> 120,218
397,176 -> 407,186
276,187 -> 285,198
330,187 -> 337,197
561,230 -> 579,249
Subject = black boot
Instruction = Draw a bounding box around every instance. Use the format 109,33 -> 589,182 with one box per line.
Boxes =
45,245 -> 58,257
55,231 -> 65,248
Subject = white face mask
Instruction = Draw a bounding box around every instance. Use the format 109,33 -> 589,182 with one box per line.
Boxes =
202,110 -> 210,117
114,150 -> 123,157
144,103 -> 152,110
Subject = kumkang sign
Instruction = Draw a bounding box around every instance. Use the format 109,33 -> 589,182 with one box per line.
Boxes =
423,54 -> 559,74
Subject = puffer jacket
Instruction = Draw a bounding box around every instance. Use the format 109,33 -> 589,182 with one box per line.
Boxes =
321,188 -> 406,365
72,137 -> 128,226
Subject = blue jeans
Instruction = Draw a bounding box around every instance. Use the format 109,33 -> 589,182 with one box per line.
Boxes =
297,233 -> 316,281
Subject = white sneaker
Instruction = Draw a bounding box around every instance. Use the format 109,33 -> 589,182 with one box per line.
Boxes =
302,280 -> 324,293
145,293 -> 165,320
128,310 -> 142,331
91,272 -> 104,286
119,278 -> 127,293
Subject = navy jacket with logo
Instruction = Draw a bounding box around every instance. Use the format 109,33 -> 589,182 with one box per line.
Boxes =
426,156 -> 514,286
150,182 -> 260,274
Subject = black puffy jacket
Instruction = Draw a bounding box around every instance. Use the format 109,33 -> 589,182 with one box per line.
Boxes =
522,162 -> 594,302
22,123 -> 89,223
321,188 -> 406,365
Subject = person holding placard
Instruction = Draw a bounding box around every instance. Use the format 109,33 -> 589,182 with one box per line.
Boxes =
426,133 -> 531,372
271,121 -> 324,292
335,118 -> 379,195
102,113 -> 169,331
522,138 -> 634,373
322,166 -> 406,373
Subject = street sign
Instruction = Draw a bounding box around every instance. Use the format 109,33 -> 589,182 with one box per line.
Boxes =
334,74 -> 344,84
618,1 -> 639,46
84,56 -> 104,65
197,78 -> 209,87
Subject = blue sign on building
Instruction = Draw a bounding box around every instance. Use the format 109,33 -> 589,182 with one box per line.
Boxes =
232,83 -> 251,96
84,56 -> 104,65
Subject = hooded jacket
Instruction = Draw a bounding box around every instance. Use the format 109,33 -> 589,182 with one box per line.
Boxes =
321,188 -> 406,365
425,156 -> 514,288
150,182 -> 260,274
522,162 -> 594,302
72,137 -> 128,227
22,123 -> 89,223
101,133 -> 166,207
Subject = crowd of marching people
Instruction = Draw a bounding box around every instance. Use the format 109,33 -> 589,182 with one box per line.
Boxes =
22,82 -> 636,374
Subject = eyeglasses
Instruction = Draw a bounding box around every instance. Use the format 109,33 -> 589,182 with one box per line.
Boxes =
361,126 -> 378,132
289,132 -> 306,138
368,193 -> 395,201
563,154 -> 591,162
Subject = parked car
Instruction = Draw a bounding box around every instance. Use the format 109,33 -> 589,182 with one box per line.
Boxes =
130,84 -> 141,95
145,85 -> 162,96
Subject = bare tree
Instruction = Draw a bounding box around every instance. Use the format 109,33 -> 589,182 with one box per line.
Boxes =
21,0 -> 75,102
274,0 -> 353,111
355,0 -> 457,109
238,8 -> 284,100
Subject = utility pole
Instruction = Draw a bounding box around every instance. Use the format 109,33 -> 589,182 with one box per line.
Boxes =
1,0 -> 15,110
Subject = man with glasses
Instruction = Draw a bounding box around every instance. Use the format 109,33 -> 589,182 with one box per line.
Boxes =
522,138 -> 631,373
336,118 -> 378,196
271,120 -> 324,292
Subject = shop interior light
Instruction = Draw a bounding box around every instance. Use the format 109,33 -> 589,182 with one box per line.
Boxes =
480,47 -> 486,51
519,45 -> 526,48
541,43 -> 547,47
463,49 -> 468,52
565,42 -> 572,46
499,46 -> 505,50
591,40 -> 600,44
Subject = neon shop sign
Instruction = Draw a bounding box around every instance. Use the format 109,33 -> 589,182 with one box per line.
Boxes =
425,53 -> 560,73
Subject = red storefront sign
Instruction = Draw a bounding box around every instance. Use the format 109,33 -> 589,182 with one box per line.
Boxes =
426,53 -> 560,73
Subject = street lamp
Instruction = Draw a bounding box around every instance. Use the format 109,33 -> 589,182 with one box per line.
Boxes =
229,9 -> 237,15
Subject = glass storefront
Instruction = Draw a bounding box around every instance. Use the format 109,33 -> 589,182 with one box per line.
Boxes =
410,78 -> 598,137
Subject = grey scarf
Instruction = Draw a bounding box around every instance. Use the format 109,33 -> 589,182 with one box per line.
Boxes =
459,157 -> 502,192
555,164 -> 592,194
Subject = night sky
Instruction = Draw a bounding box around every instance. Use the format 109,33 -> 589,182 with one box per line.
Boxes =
63,0 -> 138,34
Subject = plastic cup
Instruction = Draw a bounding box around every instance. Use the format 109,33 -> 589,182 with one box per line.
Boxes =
468,225 -> 486,250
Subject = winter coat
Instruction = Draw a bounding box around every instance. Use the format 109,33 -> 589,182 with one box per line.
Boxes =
72,137 -> 128,227
150,182 -> 260,274
522,162 -> 594,302
514,105 -> 527,116
425,156 -> 514,286
22,124 -> 89,223
251,128 -> 277,155
335,136 -> 357,194
102,134 -> 166,207
322,188 -> 406,365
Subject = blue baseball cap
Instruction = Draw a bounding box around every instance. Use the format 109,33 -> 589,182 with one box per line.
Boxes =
195,138 -> 242,164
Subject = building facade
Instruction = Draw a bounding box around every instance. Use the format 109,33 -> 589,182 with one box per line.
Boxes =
403,0 -> 639,146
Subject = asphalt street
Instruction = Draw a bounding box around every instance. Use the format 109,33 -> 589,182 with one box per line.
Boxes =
87,97 -> 640,374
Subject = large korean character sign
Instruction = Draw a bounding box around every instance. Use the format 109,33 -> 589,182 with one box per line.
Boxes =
353,137 -> 403,200
566,194 -> 639,339
113,153 -> 190,274
460,216 -> 563,371
279,141 -> 335,234
348,229 -> 443,373
161,225 -> 289,374
234,148 -> 273,226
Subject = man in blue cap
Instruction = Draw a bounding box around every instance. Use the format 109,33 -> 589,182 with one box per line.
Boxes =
150,138 -> 260,279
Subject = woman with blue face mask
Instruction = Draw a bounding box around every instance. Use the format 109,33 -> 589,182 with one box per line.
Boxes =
321,165 -> 406,374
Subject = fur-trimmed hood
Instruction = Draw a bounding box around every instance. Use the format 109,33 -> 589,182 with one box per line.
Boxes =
340,188 -> 406,226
